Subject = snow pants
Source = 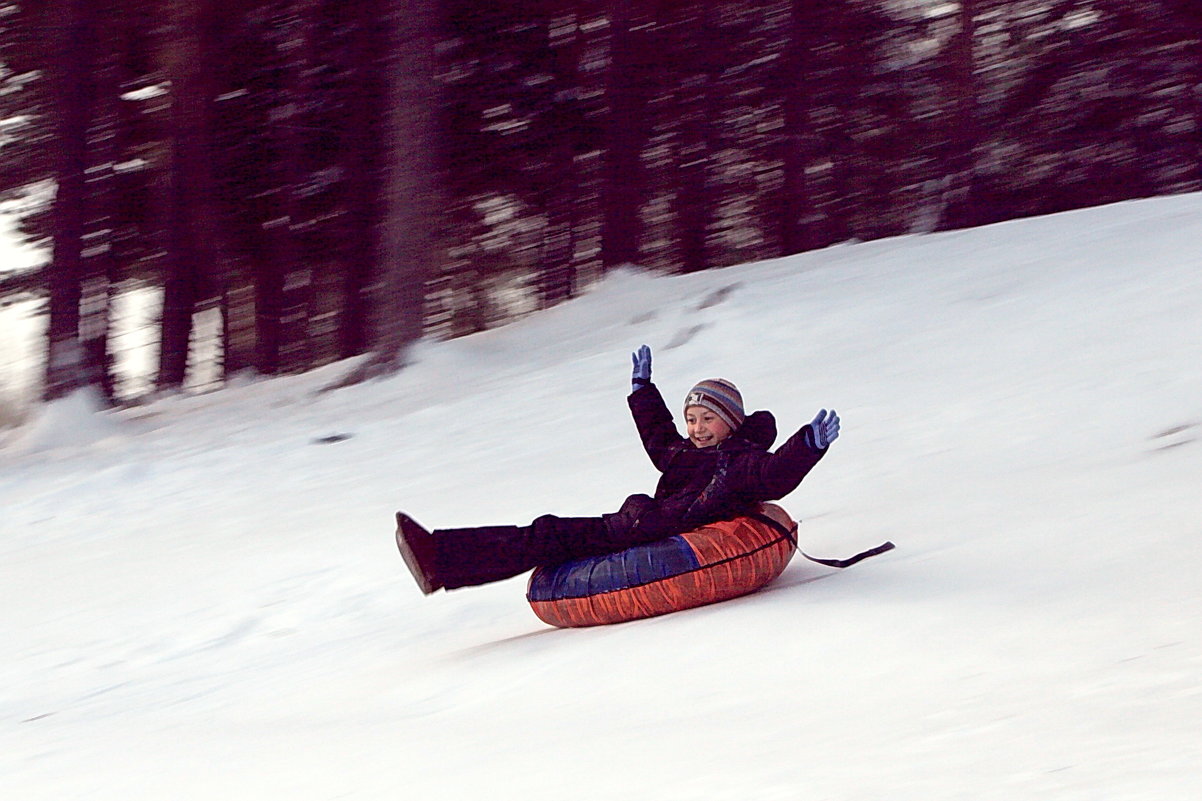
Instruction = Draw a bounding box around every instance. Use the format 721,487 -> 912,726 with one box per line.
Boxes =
432,494 -> 674,589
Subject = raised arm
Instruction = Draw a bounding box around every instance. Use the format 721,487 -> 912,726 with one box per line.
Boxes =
751,409 -> 840,499
627,346 -> 685,470
631,344 -> 652,392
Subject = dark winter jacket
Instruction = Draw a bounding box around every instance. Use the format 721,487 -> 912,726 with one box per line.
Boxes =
606,382 -> 827,542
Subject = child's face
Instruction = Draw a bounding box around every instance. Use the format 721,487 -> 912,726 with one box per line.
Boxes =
685,406 -> 733,448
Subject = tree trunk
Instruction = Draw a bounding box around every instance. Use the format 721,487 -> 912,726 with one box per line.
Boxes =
674,4 -> 720,274
539,144 -> 578,305
599,1 -> 648,271
941,0 -> 980,230
363,0 -> 442,374
777,0 -> 820,256
221,281 -> 257,378
539,10 -> 582,306
79,5 -> 127,402
1181,1 -> 1202,188
43,0 -> 98,401
258,0 -> 320,375
159,0 -> 222,390
338,0 -> 386,359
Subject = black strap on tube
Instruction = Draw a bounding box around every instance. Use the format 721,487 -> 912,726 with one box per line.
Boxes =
747,511 -> 895,569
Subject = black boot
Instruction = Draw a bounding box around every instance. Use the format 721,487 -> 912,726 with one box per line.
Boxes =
395,512 -> 442,594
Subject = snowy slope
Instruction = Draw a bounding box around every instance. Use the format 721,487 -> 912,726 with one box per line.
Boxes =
3,194 -> 1201,800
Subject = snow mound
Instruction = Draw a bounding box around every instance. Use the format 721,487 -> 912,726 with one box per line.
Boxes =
4,388 -> 124,454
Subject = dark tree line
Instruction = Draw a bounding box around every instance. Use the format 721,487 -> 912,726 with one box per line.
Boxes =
2,0 -> 440,400
1,1 -> 1199,403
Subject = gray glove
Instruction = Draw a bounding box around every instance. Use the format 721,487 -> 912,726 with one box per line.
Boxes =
631,345 -> 652,391
804,409 -> 840,450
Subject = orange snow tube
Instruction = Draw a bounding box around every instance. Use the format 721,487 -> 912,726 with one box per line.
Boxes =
526,503 -> 797,628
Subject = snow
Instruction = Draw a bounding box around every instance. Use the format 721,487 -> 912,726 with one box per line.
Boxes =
5,386 -> 123,453
3,194 -> 1202,799
1,285 -> 185,409
0,208 -> 46,277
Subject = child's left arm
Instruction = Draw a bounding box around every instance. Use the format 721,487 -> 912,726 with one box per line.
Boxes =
746,409 -> 840,499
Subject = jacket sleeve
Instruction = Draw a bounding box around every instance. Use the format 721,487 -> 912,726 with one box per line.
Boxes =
738,424 -> 827,500
627,382 -> 686,472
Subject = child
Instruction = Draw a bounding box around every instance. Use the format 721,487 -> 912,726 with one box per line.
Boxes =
396,345 -> 840,594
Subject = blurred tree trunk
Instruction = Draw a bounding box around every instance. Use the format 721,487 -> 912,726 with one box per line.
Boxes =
338,0 -> 386,359
43,0 -> 99,401
158,0 -> 222,390
1174,0 -> 1202,186
539,9 -> 583,306
355,0 -> 442,377
674,3 -> 719,273
822,7 -> 867,246
599,1 -> 649,270
538,139 -> 579,305
776,0 -> 820,256
78,3 -> 125,402
221,281 -> 257,378
256,0 -> 319,375
941,0 -> 980,230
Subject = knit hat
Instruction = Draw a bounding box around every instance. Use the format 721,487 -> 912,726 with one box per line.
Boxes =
684,379 -> 745,431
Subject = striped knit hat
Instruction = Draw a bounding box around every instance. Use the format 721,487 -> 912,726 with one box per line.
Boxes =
684,379 -> 745,431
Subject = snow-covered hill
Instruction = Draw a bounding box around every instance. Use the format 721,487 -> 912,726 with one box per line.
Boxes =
3,195 -> 1201,800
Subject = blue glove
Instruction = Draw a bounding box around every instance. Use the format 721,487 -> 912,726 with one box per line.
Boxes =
631,345 -> 652,391
805,409 -> 840,450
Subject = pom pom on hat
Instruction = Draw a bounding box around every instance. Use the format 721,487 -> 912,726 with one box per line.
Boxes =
684,379 -> 745,431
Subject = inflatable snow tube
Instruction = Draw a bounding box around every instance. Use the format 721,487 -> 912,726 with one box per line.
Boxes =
526,503 -> 797,628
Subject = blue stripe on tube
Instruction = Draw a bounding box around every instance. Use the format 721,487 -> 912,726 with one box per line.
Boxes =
527,535 -> 701,601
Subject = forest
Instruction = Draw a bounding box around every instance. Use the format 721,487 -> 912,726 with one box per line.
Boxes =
1,0 -> 1199,403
